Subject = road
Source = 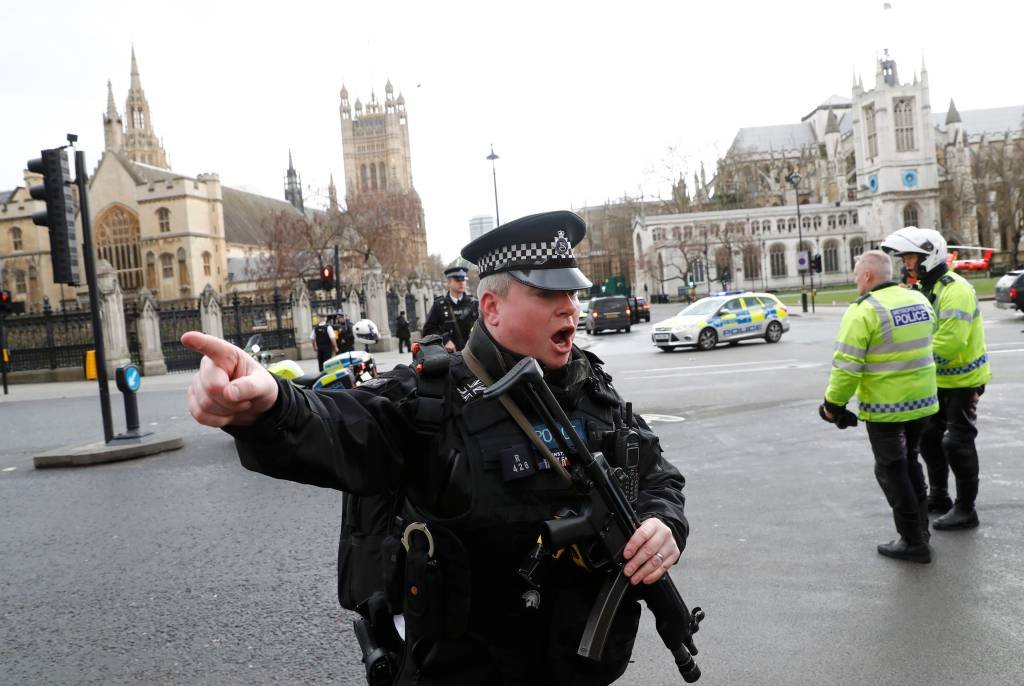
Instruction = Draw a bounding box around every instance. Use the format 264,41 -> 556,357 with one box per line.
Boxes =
1,301 -> 1022,684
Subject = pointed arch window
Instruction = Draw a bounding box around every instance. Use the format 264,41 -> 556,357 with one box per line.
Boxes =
96,204 -> 143,291
133,108 -> 144,129
370,164 -> 378,190
378,162 -> 386,190
177,247 -> 190,288
14,269 -> 27,294
145,252 -> 157,290
742,244 -> 761,279
864,104 -> 878,158
10,226 -> 23,251
360,165 -> 368,192
157,207 -> 170,233
160,252 -> 174,279
202,251 -> 212,277
849,237 -> 865,270
894,98 -> 916,152
769,243 -> 787,277
823,239 -> 840,273
903,204 -> 919,227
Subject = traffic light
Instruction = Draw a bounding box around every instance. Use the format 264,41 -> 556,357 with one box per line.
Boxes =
27,148 -> 80,285
0,289 -> 12,314
320,265 -> 335,290
812,254 -> 823,274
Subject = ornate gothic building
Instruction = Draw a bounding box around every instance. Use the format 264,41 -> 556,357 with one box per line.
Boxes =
635,54 -> 1023,297
339,82 -> 429,277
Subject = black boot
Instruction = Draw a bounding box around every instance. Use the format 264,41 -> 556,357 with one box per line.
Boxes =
927,491 -> 953,514
877,538 -> 932,563
933,506 -> 979,530
935,478 -> 980,530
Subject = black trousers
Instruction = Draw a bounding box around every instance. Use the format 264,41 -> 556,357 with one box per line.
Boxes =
398,336 -> 412,354
919,386 -> 983,508
866,419 -> 928,542
317,349 -> 331,372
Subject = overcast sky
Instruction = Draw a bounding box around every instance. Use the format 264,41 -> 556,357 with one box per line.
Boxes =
2,0 -> 1020,261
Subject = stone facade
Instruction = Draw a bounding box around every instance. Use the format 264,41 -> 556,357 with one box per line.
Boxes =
635,55 -> 1023,297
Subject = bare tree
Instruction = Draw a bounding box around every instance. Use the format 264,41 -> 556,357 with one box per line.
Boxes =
973,133 -> 1024,265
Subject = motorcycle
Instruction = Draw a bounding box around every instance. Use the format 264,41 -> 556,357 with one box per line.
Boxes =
255,319 -> 382,392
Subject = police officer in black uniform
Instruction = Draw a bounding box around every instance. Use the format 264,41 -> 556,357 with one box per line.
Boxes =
422,265 -> 479,352
181,211 -> 689,686
311,316 -> 336,372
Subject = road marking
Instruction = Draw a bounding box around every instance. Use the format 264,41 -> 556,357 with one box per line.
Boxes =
644,414 -> 686,423
987,341 -> 1024,348
625,362 -> 823,380
623,359 -> 800,375
989,348 -> 1024,354
2,467 -> 15,472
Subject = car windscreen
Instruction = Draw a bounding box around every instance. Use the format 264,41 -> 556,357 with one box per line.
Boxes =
593,298 -> 626,312
678,298 -> 726,317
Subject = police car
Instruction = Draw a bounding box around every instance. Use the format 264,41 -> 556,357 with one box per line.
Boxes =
651,291 -> 790,351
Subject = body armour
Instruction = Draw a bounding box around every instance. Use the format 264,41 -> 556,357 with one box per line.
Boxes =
422,294 -> 479,351
225,325 -> 688,685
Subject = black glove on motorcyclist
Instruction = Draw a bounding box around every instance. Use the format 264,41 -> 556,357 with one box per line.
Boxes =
819,400 -> 858,429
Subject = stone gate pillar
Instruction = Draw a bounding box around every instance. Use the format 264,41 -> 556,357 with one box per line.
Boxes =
292,279 -> 314,360
200,285 -> 224,339
97,259 -> 131,375
362,256 -> 393,352
136,289 -> 167,376
411,281 -> 428,337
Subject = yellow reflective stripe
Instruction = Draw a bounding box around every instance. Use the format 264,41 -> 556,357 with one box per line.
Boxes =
938,309 -> 976,323
832,359 -> 863,372
869,336 -> 932,354
835,341 -> 866,357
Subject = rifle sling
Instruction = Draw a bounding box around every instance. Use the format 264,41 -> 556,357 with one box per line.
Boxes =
461,346 -> 573,486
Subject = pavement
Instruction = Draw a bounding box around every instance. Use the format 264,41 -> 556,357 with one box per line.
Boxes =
1,303 -> 1022,684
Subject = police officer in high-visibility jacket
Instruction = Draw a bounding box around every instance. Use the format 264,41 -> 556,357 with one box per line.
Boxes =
882,227 -> 991,531
820,250 -> 938,563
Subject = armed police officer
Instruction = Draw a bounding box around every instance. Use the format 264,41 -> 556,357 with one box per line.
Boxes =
820,250 -> 938,563
881,227 -> 991,530
422,265 -> 479,352
181,211 -> 689,685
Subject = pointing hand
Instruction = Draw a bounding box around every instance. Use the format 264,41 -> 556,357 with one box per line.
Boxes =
181,331 -> 279,428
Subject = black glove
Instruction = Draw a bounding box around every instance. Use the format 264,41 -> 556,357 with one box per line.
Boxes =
820,400 -> 858,430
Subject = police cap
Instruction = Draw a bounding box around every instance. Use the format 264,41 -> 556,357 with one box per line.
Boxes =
460,210 -> 592,291
444,266 -> 468,280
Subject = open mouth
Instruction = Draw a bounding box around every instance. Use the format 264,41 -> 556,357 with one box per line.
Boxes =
550,325 -> 575,350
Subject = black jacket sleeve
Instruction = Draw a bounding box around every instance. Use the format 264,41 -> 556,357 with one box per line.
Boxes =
422,299 -> 445,339
223,368 -> 424,496
632,412 -> 689,552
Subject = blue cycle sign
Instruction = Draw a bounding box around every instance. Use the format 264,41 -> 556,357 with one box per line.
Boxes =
125,366 -> 140,391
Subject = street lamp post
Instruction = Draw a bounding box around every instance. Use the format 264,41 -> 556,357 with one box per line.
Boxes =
788,171 -> 809,313
486,144 -> 500,226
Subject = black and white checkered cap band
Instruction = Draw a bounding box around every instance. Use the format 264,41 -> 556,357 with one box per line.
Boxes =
477,241 -> 577,275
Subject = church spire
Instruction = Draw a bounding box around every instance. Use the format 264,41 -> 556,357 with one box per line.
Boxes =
103,79 -> 123,152
328,173 -> 339,212
284,149 -> 304,212
122,46 -> 169,168
106,79 -> 118,119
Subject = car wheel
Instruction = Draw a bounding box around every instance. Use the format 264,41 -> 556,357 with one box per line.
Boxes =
765,321 -> 783,343
657,345 -> 674,352
697,328 -> 718,351
625,326 -> 631,333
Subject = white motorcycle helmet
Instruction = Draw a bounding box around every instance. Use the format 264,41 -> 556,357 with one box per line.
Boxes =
353,319 -> 380,345
880,226 -> 948,275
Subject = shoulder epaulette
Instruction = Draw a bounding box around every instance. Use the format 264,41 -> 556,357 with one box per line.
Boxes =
940,274 -> 955,285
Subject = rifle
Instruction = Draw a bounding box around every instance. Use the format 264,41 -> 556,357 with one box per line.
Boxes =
482,356 -> 705,682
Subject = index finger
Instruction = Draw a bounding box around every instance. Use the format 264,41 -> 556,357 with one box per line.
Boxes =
181,331 -> 241,372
